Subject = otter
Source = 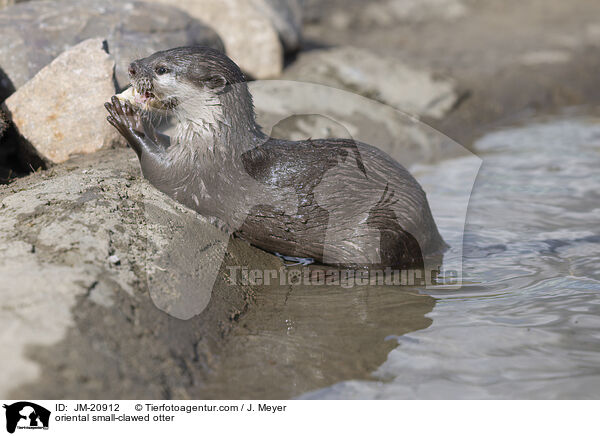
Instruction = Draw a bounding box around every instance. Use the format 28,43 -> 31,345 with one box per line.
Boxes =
105,46 -> 446,269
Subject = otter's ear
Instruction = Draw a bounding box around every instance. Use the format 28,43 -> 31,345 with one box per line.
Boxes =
204,74 -> 227,92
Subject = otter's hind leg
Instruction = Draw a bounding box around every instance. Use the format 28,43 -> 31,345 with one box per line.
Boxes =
366,184 -> 424,268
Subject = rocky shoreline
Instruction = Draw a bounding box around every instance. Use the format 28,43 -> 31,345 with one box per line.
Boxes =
301,0 -> 600,146
1,0 -> 600,399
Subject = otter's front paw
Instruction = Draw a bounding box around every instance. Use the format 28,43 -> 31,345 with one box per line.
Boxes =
105,96 -> 146,156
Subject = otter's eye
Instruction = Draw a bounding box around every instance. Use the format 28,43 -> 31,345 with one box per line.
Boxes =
155,66 -> 168,75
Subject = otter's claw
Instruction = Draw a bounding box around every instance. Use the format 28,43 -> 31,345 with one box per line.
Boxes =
105,95 -> 167,162
105,96 -> 148,156
106,96 -> 144,133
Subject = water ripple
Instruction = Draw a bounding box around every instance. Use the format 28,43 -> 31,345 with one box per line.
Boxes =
303,116 -> 600,399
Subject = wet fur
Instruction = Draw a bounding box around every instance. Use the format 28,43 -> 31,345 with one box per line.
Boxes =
106,47 -> 446,268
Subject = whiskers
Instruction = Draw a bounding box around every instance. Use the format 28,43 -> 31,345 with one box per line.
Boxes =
142,107 -> 169,126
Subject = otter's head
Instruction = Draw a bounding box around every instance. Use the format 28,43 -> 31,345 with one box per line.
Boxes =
128,47 -> 256,131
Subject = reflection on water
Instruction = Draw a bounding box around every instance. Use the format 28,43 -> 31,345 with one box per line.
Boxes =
201,277 -> 435,399
301,115 -> 600,399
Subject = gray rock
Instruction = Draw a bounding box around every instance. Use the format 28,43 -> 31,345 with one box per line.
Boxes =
0,0 -> 224,100
0,0 -> 24,10
283,46 -> 458,119
250,80 -> 467,169
147,0 -> 283,79
3,39 -> 121,164
364,0 -> 468,26
0,147 -> 274,398
255,0 -> 304,52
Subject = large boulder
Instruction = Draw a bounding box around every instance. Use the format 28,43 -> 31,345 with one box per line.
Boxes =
363,0 -> 468,26
0,0 -> 13,10
3,39 -> 120,164
283,46 -> 458,119
0,0 -> 224,100
254,0 -> 303,52
250,80 -> 466,168
148,0 -> 301,78
0,147 -> 272,399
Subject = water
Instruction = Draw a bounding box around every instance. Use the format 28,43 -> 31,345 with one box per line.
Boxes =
301,115 -> 600,399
